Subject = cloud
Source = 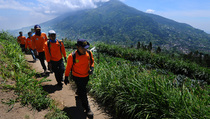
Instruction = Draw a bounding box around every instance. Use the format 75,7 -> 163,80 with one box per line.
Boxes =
146,9 -> 155,13
35,0 -> 110,15
0,0 -> 31,11
0,0 -> 110,15
0,0 -> 111,30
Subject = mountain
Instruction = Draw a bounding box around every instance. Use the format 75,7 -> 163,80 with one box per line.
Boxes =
10,0 -> 210,54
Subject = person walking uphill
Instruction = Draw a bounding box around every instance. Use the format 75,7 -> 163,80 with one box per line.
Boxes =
25,32 -> 36,62
32,25 -> 48,74
64,39 -> 94,117
17,31 -> 26,52
44,30 -> 67,87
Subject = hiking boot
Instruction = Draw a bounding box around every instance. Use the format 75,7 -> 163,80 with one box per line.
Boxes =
33,59 -> 36,63
57,82 -> 63,87
43,70 -> 47,75
86,109 -> 94,118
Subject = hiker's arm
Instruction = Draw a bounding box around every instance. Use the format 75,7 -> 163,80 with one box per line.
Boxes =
61,42 -> 67,61
44,42 -> 51,62
64,54 -> 73,77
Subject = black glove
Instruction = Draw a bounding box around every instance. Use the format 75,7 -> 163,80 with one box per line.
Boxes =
88,67 -> 94,75
64,76 -> 69,85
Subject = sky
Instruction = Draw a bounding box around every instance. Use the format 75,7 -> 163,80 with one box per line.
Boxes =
0,0 -> 210,33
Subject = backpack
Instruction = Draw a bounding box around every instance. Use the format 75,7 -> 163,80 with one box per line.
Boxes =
47,40 -> 62,56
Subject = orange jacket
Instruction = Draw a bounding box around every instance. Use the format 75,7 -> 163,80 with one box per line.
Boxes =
17,36 -> 26,45
25,37 -> 33,49
44,40 -> 67,62
65,50 -> 94,78
31,33 -> 48,52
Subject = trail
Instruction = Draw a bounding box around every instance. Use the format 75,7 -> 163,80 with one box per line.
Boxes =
25,54 -> 111,119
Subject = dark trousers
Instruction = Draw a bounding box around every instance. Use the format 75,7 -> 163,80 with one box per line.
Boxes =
29,49 -> 36,60
51,59 -> 65,84
20,44 -> 25,52
73,75 -> 90,111
36,52 -> 47,71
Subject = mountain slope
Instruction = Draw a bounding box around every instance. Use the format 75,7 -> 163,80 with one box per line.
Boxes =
10,0 -> 210,53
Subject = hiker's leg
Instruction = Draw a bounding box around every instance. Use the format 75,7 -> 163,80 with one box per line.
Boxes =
51,61 -> 60,83
74,76 -> 90,110
20,44 -> 25,52
30,49 -> 36,60
38,52 -> 47,71
57,59 -> 65,82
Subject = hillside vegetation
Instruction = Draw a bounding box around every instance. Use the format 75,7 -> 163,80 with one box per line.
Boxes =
64,41 -> 209,119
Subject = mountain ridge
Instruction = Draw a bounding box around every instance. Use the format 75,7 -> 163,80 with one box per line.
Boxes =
9,0 -> 210,54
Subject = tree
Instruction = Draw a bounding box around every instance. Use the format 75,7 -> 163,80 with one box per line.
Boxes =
148,42 -> 152,52
156,46 -> 161,54
137,41 -> 140,49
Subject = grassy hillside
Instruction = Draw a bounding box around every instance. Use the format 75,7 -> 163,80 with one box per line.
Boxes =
64,41 -> 209,119
1,31 -> 209,118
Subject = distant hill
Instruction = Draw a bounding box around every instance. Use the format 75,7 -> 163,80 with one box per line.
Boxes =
10,0 -> 210,54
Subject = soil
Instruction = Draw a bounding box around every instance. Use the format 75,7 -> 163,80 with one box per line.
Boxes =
0,78 -> 49,119
24,54 -> 112,119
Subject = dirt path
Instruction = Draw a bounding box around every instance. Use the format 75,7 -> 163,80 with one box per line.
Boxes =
25,54 -> 111,119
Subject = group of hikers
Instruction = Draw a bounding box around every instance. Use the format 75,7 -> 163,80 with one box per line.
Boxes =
17,25 -> 94,117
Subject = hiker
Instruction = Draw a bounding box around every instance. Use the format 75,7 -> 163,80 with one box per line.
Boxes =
25,32 -> 36,62
17,31 -> 26,52
44,30 -> 67,87
64,39 -> 94,117
31,25 -> 48,74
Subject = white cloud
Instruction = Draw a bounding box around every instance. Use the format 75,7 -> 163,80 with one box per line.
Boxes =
0,0 -> 111,30
0,0 -> 31,11
35,0 -> 110,15
146,9 -> 155,13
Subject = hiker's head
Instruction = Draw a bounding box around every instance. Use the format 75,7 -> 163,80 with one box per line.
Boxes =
19,31 -> 22,36
34,25 -> 41,36
76,39 -> 89,55
28,32 -> 32,37
48,30 -> 56,41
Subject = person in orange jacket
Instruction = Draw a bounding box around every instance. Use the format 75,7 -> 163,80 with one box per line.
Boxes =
31,25 -> 48,73
44,30 -> 67,87
64,39 -> 94,117
25,32 -> 36,62
17,31 -> 26,52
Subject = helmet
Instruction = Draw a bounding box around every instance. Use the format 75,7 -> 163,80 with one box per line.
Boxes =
48,30 -> 56,36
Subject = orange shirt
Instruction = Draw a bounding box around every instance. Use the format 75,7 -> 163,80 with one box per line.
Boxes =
17,36 -> 26,45
31,33 -> 47,52
44,40 -> 67,62
65,50 -> 94,78
25,37 -> 33,49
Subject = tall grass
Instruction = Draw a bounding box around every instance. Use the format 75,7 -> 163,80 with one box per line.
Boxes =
0,31 -> 68,119
88,53 -> 210,119
96,43 -> 210,83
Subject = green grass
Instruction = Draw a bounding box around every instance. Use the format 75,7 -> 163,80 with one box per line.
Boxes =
0,31 -> 68,119
88,53 -> 210,119
63,44 -> 210,119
